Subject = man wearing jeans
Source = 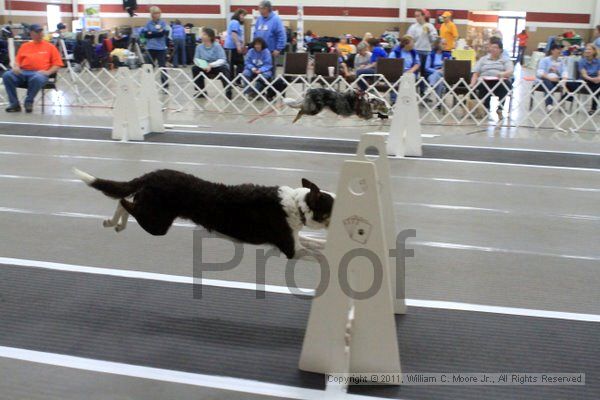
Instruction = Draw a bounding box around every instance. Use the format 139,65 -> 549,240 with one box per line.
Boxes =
3,24 -> 63,113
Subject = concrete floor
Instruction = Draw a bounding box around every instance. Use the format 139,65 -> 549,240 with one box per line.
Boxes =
0,113 -> 599,399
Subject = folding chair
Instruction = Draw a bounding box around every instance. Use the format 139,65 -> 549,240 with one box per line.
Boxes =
443,60 -> 471,106
17,72 -> 58,112
312,53 -> 339,85
374,58 -> 404,93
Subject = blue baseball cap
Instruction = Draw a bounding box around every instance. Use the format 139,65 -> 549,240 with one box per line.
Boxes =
29,24 -> 43,32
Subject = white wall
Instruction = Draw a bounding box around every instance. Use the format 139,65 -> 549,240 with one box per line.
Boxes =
407,0 -> 595,14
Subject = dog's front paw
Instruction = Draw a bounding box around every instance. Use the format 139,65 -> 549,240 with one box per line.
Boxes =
103,219 -> 116,228
114,224 -> 126,233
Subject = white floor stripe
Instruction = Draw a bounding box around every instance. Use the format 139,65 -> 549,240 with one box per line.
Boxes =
1,206 -> 597,261
0,346 -> 385,400
1,133 -> 598,172
1,257 -> 598,323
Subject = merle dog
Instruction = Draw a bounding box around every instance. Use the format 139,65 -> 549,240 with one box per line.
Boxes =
284,88 -> 391,123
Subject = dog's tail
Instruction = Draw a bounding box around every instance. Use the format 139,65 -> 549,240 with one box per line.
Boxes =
73,168 -> 141,199
283,97 -> 303,109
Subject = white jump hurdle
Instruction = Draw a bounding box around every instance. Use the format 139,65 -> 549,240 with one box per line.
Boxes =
112,65 -> 164,141
385,73 -> 423,157
299,133 -> 404,383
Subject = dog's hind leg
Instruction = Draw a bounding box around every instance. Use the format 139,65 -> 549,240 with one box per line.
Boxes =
103,202 -> 126,228
120,198 -> 176,236
292,109 -> 304,123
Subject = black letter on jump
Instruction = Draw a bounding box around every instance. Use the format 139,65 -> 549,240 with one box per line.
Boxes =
389,229 -> 416,300
338,248 -> 382,300
193,229 -> 243,299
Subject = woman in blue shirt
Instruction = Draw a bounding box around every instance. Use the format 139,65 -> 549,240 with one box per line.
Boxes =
388,35 -> 421,102
143,6 -> 169,87
425,38 -> 452,98
537,44 -> 567,110
243,37 -> 273,98
566,44 -> 600,115
192,28 -> 232,99
171,19 -> 186,68
224,9 -> 248,80
388,35 -> 421,76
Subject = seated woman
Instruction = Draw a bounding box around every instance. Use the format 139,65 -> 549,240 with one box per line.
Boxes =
356,37 -> 388,90
191,27 -> 232,99
243,37 -> 273,98
425,38 -> 452,98
388,35 -> 421,102
341,41 -> 371,79
470,38 -> 514,119
388,34 -> 421,76
565,44 -> 599,116
536,44 -> 568,111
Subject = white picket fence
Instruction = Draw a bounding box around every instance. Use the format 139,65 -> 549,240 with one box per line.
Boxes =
0,66 -> 598,132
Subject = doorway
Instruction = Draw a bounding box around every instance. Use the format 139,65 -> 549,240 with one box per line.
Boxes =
497,12 -> 526,59
47,5 -> 61,33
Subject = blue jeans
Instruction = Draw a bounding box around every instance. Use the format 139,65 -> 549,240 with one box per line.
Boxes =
2,70 -> 49,107
172,38 -> 186,67
243,71 -> 272,95
541,78 -> 559,106
428,70 -> 444,97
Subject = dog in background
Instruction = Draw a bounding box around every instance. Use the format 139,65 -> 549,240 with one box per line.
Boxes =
284,88 -> 391,123
74,168 -> 334,259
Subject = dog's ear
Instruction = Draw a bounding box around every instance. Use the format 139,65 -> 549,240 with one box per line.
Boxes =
302,178 -> 321,206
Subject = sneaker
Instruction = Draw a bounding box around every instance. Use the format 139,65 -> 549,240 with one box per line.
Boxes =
24,103 -> 33,113
496,108 -> 504,120
6,104 -> 21,112
546,104 -> 554,113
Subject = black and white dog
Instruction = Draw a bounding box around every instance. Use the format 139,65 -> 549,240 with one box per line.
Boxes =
74,168 -> 334,259
284,88 -> 391,123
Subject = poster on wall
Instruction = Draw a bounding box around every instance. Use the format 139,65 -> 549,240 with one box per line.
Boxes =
83,5 -> 102,30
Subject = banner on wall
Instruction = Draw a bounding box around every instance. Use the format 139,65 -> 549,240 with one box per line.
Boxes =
83,5 -> 101,30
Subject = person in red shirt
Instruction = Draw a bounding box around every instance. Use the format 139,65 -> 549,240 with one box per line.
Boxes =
3,24 -> 63,113
516,29 -> 529,66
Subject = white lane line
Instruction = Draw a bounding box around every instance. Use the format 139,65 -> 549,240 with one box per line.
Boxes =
0,206 -> 597,261
429,143 -> 600,156
0,133 -> 598,172
2,257 -> 599,322
0,346 -> 386,400
0,150 -> 322,174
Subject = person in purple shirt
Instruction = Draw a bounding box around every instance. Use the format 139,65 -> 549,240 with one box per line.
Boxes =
356,37 -> 388,90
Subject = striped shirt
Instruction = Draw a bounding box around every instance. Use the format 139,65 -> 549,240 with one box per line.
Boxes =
473,55 -> 514,78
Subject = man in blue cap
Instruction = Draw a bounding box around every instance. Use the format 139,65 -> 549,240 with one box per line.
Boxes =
3,24 -> 63,113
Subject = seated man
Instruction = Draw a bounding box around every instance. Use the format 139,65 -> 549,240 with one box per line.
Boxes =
3,24 -> 63,113
191,27 -> 232,100
470,38 -> 514,119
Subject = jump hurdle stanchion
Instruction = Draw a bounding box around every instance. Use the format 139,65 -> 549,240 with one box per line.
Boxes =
299,133 -> 402,381
112,65 -> 164,141
386,73 -> 423,157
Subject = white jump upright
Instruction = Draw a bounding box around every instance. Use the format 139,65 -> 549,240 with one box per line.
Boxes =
299,133 -> 402,382
112,65 -> 164,141
386,73 -> 423,157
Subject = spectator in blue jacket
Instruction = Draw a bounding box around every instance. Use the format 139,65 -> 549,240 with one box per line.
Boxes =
143,6 -> 169,87
388,35 -> 421,102
192,28 -> 232,99
243,37 -> 273,98
356,37 -> 388,90
253,1 -> 286,65
425,38 -> 452,98
171,20 -> 186,67
537,44 -> 568,110
225,9 -> 248,79
565,44 -> 600,115
388,35 -> 421,76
